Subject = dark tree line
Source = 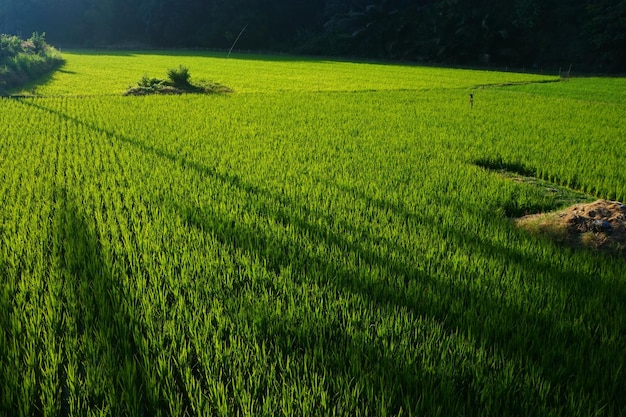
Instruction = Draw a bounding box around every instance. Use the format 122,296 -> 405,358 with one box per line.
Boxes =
1,0 -> 624,71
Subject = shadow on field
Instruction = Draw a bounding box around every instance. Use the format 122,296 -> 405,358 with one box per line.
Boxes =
175,179 -> 626,413
16,98 -> 626,415
4,61 -> 68,96
60,49 -> 136,57
0,257 -> 13,413
53,186 -> 172,415
170,150 -> 625,411
64,49 -> 379,65
16,99 -> 254,196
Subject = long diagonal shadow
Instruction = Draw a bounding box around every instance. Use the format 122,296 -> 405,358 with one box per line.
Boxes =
15,98 -> 258,196
16,98 -> 626,414
175,183 -> 626,405
53,186 -> 159,415
49,184 -> 202,415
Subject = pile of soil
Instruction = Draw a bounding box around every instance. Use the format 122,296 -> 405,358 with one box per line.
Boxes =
516,199 -> 626,256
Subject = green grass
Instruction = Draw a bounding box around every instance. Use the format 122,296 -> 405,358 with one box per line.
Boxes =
13,49 -> 557,95
1,51 -> 625,416
505,76 -> 626,104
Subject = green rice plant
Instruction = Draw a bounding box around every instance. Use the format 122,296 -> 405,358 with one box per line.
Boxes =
0,52 -> 624,417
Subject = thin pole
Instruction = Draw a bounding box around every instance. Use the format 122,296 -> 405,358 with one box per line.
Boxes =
227,25 -> 248,58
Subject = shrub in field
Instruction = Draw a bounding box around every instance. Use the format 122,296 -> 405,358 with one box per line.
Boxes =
138,75 -> 163,88
125,66 -> 232,96
136,75 -> 171,92
167,65 -> 191,87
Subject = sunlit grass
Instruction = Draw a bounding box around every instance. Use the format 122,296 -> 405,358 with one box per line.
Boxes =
14,49 -> 558,96
0,51 -> 625,416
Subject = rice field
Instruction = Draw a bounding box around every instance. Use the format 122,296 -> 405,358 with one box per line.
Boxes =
1,50 -> 625,416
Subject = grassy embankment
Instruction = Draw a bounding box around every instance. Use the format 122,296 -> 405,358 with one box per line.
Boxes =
0,33 -> 63,94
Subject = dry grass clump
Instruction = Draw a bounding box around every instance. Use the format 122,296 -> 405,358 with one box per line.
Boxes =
516,199 -> 626,256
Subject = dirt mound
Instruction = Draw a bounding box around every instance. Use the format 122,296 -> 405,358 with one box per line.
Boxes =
516,199 -> 626,256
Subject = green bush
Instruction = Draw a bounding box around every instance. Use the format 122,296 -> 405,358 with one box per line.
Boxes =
125,66 -> 232,96
138,75 -> 164,88
0,34 -> 22,62
29,32 -> 47,55
166,65 -> 191,87
0,32 -> 63,94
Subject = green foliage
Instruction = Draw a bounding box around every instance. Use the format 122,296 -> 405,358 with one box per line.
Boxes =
2,0 -> 624,70
0,32 -> 62,94
166,65 -> 191,87
0,52 -> 625,416
125,65 -> 232,96
138,74 -> 163,88
584,0 -> 626,70
28,31 -> 47,55
24,50 -> 555,97
0,34 -> 22,62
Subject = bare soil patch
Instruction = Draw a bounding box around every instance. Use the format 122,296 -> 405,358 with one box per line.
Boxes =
516,200 -> 626,256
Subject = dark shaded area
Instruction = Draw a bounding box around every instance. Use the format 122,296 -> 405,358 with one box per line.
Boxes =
501,200 -> 563,218
474,158 -> 537,178
474,158 -> 555,216
1,0 -> 624,72
474,157 -> 603,217
51,186 -> 172,415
